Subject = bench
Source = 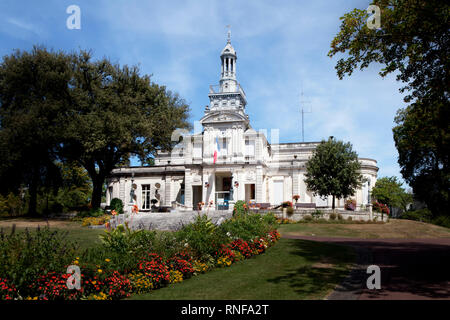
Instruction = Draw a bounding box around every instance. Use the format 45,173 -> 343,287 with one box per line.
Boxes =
257,203 -> 271,209
249,203 -> 271,210
295,203 -> 316,209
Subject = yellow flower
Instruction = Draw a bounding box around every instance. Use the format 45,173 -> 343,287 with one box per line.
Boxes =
97,269 -> 103,273
105,259 -> 111,262
92,281 -> 97,285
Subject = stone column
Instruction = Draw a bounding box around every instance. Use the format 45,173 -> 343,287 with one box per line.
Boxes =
256,165 -> 263,203
119,179 -> 125,206
293,172 -> 299,199
184,169 -> 193,209
165,175 -> 172,206
105,182 -> 111,205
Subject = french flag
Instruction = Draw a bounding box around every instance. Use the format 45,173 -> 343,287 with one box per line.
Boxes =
213,137 -> 220,164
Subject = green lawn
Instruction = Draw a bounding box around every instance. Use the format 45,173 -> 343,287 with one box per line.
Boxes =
0,219 -> 104,250
129,238 -> 355,300
278,219 -> 450,239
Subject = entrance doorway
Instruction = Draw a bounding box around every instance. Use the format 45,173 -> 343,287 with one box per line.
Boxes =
245,184 -> 255,203
192,186 -> 202,210
215,173 -> 232,210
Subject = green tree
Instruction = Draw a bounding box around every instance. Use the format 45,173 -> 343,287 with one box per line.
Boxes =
0,46 -> 72,216
328,0 -> 449,217
61,51 -> 190,208
0,47 -> 190,212
304,137 -> 362,210
371,176 -> 413,212
393,101 -> 449,216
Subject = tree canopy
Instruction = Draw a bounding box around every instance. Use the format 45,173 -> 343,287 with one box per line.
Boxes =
328,0 -> 449,217
371,176 -> 412,211
304,137 -> 362,209
0,46 -> 190,213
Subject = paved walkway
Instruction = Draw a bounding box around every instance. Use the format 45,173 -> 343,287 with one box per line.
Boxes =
284,235 -> 450,300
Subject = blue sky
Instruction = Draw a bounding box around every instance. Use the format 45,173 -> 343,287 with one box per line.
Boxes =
0,0 -> 407,185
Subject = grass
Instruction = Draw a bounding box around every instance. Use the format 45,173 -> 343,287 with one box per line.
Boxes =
129,238 -> 355,300
279,219 -> 450,239
0,218 -> 104,250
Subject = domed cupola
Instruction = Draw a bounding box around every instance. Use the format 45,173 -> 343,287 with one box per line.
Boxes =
220,31 -> 237,83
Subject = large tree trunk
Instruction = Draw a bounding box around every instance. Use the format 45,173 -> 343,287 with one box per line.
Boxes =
28,166 -> 39,217
91,174 -> 105,209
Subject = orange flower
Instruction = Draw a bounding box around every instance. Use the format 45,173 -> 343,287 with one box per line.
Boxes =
111,209 -> 117,216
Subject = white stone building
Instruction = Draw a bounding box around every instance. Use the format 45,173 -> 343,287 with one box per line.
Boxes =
106,38 -> 378,213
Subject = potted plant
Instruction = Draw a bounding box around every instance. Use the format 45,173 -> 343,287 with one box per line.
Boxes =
345,199 -> 356,211
293,195 -> 300,203
151,199 -> 158,212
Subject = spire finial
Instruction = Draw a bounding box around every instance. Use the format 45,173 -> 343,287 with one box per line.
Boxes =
226,25 -> 231,43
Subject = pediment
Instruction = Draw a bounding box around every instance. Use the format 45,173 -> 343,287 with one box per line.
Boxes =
200,111 -> 248,124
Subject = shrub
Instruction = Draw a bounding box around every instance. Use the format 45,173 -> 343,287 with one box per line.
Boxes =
432,216 -> 450,228
110,198 -> 124,214
303,214 -> 313,222
99,223 -> 156,257
347,216 -> 353,221
176,214 -> 227,260
400,209 -> 433,223
219,213 -> 276,242
148,231 -> 184,259
0,193 -> 26,217
262,212 -> 278,225
77,208 -> 105,218
311,210 -> 323,220
286,206 -> 294,216
99,224 -> 134,254
337,214 -> 343,220
80,246 -> 140,275
329,213 -> 337,220
232,200 -> 248,218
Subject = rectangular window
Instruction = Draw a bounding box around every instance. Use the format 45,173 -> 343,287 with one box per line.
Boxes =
245,139 -> 255,157
221,138 -> 227,156
142,185 -> 151,210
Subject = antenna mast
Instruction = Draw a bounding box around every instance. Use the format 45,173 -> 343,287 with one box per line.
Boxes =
300,88 -> 311,142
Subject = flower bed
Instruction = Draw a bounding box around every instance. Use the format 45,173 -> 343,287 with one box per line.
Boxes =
0,212 -> 280,300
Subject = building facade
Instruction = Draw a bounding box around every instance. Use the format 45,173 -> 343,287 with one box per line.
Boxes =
107,38 -> 378,213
